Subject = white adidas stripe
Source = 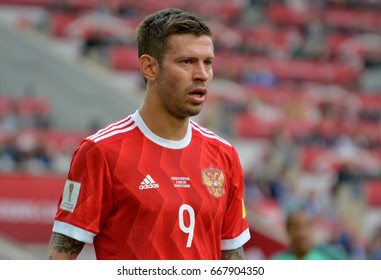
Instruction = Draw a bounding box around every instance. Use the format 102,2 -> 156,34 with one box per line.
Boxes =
191,121 -> 232,147
91,123 -> 138,143
88,117 -> 134,141
91,116 -> 131,136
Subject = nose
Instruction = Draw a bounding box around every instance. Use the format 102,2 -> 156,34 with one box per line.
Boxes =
193,62 -> 210,82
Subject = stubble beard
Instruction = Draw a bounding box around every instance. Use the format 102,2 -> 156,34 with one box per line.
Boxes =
160,90 -> 204,120
157,73 -> 204,120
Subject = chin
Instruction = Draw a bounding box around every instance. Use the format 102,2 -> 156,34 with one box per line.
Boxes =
189,104 -> 204,116
178,108 -> 202,118
170,103 -> 204,119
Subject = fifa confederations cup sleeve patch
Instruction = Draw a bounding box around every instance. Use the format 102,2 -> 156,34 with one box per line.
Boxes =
60,179 -> 82,212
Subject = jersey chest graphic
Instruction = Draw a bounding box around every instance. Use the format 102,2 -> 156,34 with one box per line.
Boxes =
122,166 -> 227,204
201,166 -> 226,198
111,170 -> 227,254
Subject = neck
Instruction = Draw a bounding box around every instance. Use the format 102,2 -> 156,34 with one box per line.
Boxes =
138,105 -> 189,141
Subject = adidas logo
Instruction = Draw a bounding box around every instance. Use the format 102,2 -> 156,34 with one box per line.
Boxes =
139,174 -> 160,190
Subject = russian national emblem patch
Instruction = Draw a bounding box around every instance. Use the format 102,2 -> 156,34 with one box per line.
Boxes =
201,166 -> 225,198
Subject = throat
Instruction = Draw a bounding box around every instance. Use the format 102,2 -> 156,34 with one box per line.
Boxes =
158,121 -> 189,141
139,109 -> 190,141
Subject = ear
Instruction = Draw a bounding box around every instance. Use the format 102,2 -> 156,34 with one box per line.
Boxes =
139,54 -> 158,82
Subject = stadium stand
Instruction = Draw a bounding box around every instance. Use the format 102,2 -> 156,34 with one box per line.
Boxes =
0,0 -> 381,259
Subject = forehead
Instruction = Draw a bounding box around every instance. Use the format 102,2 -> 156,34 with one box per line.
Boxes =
165,34 -> 214,58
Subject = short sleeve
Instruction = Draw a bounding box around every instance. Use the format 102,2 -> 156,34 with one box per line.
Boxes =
52,139 -> 113,243
221,146 -> 250,250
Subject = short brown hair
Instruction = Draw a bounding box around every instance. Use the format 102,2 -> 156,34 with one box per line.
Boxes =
135,8 -> 212,65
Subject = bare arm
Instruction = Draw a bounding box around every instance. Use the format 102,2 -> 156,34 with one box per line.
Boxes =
47,232 -> 85,260
221,246 -> 246,260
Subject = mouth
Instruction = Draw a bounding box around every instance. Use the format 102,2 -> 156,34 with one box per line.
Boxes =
188,87 -> 207,97
187,87 -> 207,105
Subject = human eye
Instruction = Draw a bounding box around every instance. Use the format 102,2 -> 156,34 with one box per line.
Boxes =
204,59 -> 213,66
181,59 -> 192,65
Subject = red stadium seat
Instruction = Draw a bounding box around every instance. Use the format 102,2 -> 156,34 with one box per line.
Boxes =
0,0 -> 51,6
108,46 -> 139,71
325,9 -> 381,32
327,34 -> 356,56
212,52 -> 249,80
266,4 -> 317,26
49,11 -> 79,37
136,0 -> 181,13
244,25 -> 289,47
233,112 -> 280,139
282,118 -> 316,139
0,0 -> 100,9
365,180 -> 381,207
0,96 -> 15,118
43,129 -> 87,149
267,59 -> 363,85
199,2 -> 244,23
357,94 -> 381,111
299,146 -> 327,171
18,95 -> 51,117
354,121 -> 381,145
213,51 -> 363,85
266,4 -> 307,26
300,146 -> 343,172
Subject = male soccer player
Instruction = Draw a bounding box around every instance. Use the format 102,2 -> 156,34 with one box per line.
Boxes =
47,8 -> 250,260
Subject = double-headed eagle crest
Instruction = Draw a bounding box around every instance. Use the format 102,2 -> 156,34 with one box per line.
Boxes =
201,166 -> 225,198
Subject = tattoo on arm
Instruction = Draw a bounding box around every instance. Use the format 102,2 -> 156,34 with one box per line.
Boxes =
221,247 -> 246,260
48,232 -> 85,260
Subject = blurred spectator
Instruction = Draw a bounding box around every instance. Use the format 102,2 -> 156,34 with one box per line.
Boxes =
300,16 -> 327,60
0,94 -> 78,174
248,96 -> 283,123
304,189 -> 324,217
266,129 -> 300,187
284,26 -> 305,57
244,171 -> 267,203
0,95 -> 51,131
241,61 -> 279,88
0,100 -> 20,133
0,136 -> 18,171
46,0 -> 79,13
81,28 -> 108,59
271,208 -> 349,259
285,0 -> 311,14
367,225 -> 381,259
280,183 -> 306,213
105,0 -> 140,18
0,129 -> 80,174
329,222 -> 368,259
50,149 -> 73,174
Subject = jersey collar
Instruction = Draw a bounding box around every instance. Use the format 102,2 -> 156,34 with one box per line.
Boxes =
132,110 -> 192,149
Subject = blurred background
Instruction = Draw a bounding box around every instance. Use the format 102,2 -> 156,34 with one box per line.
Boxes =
0,0 -> 381,260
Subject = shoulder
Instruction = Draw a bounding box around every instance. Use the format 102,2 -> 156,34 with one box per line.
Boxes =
190,120 -> 232,148
71,114 -> 138,160
85,114 -> 138,145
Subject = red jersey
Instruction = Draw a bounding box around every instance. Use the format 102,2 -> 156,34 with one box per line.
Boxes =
52,111 -> 250,259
